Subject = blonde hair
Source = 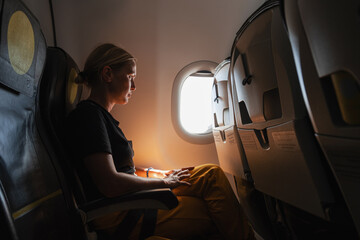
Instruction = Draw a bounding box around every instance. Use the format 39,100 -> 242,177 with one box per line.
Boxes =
77,43 -> 135,86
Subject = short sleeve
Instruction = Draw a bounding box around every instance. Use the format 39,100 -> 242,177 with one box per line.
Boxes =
65,106 -> 112,161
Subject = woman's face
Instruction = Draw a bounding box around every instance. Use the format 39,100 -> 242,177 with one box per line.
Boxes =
109,60 -> 136,105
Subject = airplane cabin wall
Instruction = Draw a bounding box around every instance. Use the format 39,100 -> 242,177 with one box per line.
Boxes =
24,0 -> 265,170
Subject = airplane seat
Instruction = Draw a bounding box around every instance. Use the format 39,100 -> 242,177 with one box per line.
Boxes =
229,0 -> 357,238
212,59 -> 275,239
0,0 -> 75,239
37,46 -> 179,240
212,59 -> 249,180
284,0 -> 360,237
37,47 -> 88,239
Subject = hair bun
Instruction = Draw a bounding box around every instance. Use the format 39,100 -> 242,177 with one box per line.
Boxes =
75,71 -> 86,84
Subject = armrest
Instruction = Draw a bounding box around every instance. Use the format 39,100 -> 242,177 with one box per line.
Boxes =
79,188 -> 178,222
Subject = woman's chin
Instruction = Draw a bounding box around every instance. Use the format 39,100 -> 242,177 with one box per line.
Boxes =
117,99 -> 129,105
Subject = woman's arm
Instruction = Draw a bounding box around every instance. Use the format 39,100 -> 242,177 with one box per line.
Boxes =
135,167 -> 168,178
84,153 -> 191,198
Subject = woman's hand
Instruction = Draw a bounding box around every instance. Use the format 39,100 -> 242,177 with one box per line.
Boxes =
164,167 -> 194,176
137,166 -> 194,179
162,167 -> 194,189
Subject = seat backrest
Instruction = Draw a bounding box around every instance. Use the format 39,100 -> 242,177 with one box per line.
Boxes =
38,47 -> 86,205
284,0 -> 360,236
230,0 -> 335,219
212,59 -> 276,239
37,46 -> 89,238
0,0 -> 74,239
212,59 -> 250,180
229,0 -> 358,238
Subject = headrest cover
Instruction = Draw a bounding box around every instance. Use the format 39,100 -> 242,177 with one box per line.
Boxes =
0,0 -> 46,97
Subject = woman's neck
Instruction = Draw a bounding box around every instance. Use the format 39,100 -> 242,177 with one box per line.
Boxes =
87,90 -> 115,112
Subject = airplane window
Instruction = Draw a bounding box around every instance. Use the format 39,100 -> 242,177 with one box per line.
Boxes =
171,61 -> 218,144
180,74 -> 214,134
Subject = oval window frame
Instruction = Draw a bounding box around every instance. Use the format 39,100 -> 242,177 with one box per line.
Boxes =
171,60 -> 218,144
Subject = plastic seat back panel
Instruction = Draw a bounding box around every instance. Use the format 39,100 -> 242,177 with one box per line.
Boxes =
231,4 -> 334,219
212,60 -> 249,179
285,0 -> 360,234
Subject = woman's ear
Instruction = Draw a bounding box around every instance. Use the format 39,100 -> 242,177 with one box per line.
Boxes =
101,66 -> 112,83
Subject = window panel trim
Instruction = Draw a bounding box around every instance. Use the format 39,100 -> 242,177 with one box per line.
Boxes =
171,60 -> 218,144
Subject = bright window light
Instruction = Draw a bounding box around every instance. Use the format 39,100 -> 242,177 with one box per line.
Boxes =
180,75 -> 214,134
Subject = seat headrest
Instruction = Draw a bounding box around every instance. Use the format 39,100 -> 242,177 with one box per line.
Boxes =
214,59 -> 230,82
0,0 -> 46,97
50,47 -> 82,108
40,47 -> 83,135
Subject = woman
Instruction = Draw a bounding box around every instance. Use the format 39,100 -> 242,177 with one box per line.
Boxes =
65,43 -> 254,240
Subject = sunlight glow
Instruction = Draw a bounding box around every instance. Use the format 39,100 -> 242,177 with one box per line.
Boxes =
180,75 -> 214,134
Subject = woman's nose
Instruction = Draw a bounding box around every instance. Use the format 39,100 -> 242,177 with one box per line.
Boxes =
131,79 -> 136,91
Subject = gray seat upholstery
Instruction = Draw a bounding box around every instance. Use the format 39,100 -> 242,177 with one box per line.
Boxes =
0,0 -> 72,238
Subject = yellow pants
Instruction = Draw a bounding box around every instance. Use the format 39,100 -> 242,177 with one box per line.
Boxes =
93,164 -> 254,240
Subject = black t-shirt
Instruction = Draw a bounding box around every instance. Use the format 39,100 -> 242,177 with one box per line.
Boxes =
64,100 -> 135,201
